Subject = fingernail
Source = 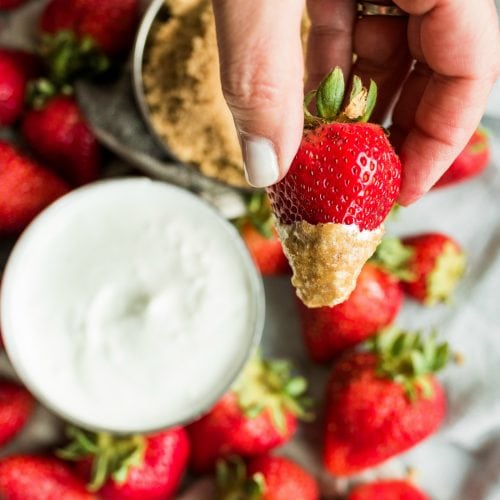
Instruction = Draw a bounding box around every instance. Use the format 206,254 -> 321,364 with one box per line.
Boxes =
241,136 -> 280,187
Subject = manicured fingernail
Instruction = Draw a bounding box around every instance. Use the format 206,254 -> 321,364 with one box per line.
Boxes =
242,136 -> 280,187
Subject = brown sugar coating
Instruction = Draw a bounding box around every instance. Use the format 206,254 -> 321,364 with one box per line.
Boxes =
276,220 -> 384,307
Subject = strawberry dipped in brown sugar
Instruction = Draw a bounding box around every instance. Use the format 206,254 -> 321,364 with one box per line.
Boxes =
268,67 -> 401,308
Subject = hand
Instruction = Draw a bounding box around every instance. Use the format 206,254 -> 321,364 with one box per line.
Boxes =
211,0 -> 500,204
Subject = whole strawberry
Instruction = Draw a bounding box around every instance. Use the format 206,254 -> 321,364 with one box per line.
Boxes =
400,233 -> 465,305
433,128 -> 490,189
0,379 -> 35,448
232,192 -> 289,276
59,427 -> 189,500
0,49 -> 40,126
324,329 -> 448,476
0,0 -> 27,10
348,480 -> 429,500
187,355 -> 311,473
217,455 -> 319,500
297,262 -> 403,363
0,141 -> 70,235
22,95 -> 102,186
40,0 -> 139,58
0,455 -> 95,499
267,67 -> 401,308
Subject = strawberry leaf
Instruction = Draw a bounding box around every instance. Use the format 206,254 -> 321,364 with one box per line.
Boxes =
57,428 -> 146,492
316,67 -> 345,120
370,236 -> 415,281
232,354 -> 314,434
367,328 -> 449,401
360,79 -> 377,122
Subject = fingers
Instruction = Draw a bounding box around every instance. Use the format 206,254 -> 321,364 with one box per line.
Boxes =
351,15 -> 412,123
395,73 -> 493,205
305,0 -> 356,92
391,0 -> 500,204
212,0 -> 305,187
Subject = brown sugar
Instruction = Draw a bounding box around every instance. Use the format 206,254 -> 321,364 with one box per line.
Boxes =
143,0 -> 245,187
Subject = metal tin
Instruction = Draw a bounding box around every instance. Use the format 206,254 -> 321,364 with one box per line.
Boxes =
1,178 -> 265,435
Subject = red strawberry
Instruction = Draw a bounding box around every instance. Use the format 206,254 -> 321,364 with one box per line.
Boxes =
0,0 -> 27,10
267,68 -> 401,308
297,262 -> 403,363
400,233 -> 465,305
40,0 -> 139,57
348,480 -> 429,500
0,379 -> 35,448
0,455 -> 95,499
324,329 -> 448,476
187,355 -> 311,473
0,141 -> 70,235
22,95 -> 102,186
233,192 -> 289,276
59,427 -> 189,500
0,48 -> 40,126
240,224 -> 290,276
217,455 -> 319,500
433,128 -> 490,188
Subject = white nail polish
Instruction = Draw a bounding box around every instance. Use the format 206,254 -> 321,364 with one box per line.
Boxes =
242,136 -> 280,187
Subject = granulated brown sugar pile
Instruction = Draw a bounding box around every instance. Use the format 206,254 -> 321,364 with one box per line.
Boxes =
143,0 -> 246,187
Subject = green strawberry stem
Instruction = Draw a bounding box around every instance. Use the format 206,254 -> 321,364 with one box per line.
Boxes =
232,354 -> 314,434
370,236 -> 415,281
216,457 -> 264,500
39,30 -> 110,86
231,191 -> 275,239
366,328 -> 449,401
57,427 -> 145,491
304,66 -> 377,127
25,78 -> 73,110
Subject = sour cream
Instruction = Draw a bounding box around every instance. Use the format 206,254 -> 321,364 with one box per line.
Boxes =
1,179 -> 263,433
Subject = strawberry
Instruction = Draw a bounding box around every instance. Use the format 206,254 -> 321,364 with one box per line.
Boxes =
324,328 -> 448,476
267,67 -> 401,308
0,0 -> 27,10
0,379 -> 35,448
0,455 -> 95,499
217,455 -> 319,500
232,192 -> 289,276
400,233 -> 465,305
187,355 -> 312,473
40,0 -> 139,57
0,49 -> 40,126
433,128 -> 490,189
0,141 -> 70,235
22,95 -> 102,186
58,427 -> 189,500
348,480 -> 429,500
240,224 -> 290,276
297,262 -> 403,363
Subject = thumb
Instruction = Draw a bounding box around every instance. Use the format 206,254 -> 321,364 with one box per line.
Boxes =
212,0 -> 305,187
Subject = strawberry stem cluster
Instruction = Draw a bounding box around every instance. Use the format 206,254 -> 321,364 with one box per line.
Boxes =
232,354 -> 313,433
57,426 -> 146,491
304,66 -> 377,127
40,31 -> 110,86
370,236 -> 416,281
366,328 -> 449,400
216,457 -> 264,500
